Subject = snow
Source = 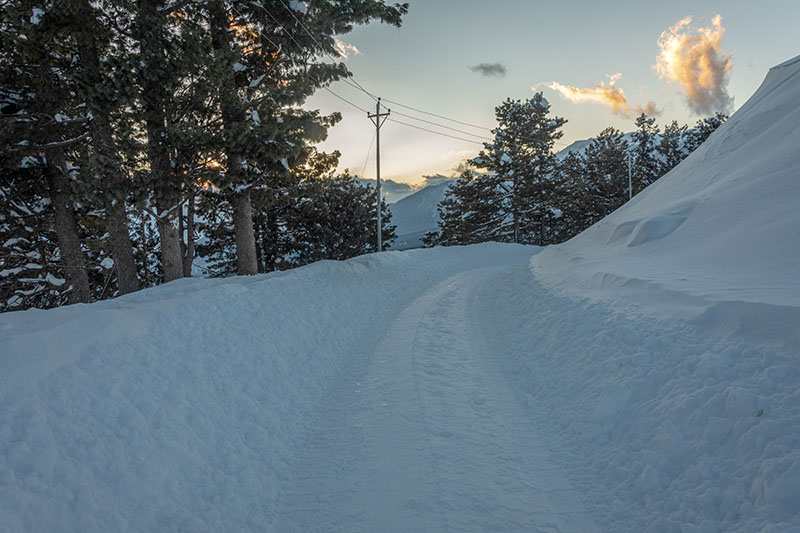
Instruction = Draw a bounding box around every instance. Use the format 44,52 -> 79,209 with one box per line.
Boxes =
44,273 -> 65,287
289,1 -> 308,15
29,8 -> 43,25
99,257 -> 114,270
1,56 -> 799,531
1,245 -> 534,531
248,73 -> 266,88
532,53 -> 800,347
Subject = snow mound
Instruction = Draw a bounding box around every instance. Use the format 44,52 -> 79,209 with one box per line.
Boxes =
533,54 -> 800,348
0,244 -> 531,532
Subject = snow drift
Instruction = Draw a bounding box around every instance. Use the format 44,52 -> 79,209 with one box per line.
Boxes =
0,245 -> 531,531
533,54 -> 800,348
1,55 -> 799,533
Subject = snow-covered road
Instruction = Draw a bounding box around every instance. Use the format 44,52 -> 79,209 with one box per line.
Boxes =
1,244 -> 799,531
277,265 -> 595,531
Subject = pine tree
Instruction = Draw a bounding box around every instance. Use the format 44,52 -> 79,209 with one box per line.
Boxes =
198,0 -> 408,276
424,169 -> 491,246
0,0 -> 95,304
66,0 -> 142,293
657,120 -> 688,176
432,94 -> 566,246
580,127 -> 630,225
550,151 -> 588,241
196,150 -> 394,275
133,0 -> 205,282
632,113 -> 661,194
283,173 -> 395,266
685,112 -> 728,153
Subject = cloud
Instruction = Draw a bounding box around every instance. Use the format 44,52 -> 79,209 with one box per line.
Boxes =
543,74 -> 658,118
654,14 -> 733,115
469,63 -> 508,78
333,38 -> 360,59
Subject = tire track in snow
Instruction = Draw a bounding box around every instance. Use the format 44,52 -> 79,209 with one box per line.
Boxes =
275,264 -> 598,531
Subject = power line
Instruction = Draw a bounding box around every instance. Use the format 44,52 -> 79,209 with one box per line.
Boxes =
386,118 -> 485,145
380,98 -> 569,148
390,109 -> 493,141
243,2 -> 571,150
360,129 -> 376,178
381,98 -> 493,131
275,0 -> 379,102
324,87 -> 369,113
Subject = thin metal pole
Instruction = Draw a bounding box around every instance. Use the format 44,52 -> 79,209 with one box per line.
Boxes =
376,99 -> 382,252
368,98 -> 390,252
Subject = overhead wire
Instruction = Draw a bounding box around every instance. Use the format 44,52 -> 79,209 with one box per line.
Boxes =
275,0 -> 379,102
385,118 -> 485,145
360,129 -> 377,178
243,2 -> 571,150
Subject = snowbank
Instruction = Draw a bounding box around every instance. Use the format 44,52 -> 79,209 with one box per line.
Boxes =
0,244 -> 531,532
481,262 -> 800,532
532,55 -> 800,349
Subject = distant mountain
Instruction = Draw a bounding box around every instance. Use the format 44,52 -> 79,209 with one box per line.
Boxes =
555,138 -> 593,159
354,178 -> 414,203
388,180 -> 454,250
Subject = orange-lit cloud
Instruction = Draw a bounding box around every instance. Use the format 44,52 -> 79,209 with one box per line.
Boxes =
544,74 -> 658,118
333,38 -> 360,59
654,14 -> 733,115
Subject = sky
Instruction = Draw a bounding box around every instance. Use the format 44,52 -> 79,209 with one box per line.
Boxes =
304,0 -> 800,185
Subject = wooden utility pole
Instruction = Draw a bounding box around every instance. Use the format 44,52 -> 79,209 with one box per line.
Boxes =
368,98 -> 390,251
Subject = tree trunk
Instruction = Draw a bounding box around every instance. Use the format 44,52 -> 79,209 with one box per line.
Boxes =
137,0 -> 185,282
44,147 -> 91,304
75,16 -> 141,294
154,196 -> 184,282
182,193 -> 196,277
105,197 -> 142,294
232,188 -> 258,275
209,0 -> 259,276
141,216 -> 149,286
512,176 -> 520,244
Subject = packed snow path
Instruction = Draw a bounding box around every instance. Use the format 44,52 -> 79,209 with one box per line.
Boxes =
2,244 -> 799,531
277,266 -> 596,531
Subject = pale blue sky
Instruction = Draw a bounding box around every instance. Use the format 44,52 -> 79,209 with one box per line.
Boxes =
305,0 -> 800,185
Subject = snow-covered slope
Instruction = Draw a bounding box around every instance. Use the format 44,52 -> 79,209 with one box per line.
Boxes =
1,56 -> 799,533
555,137 -> 593,159
534,54 -> 800,348
0,245 -> 535,531
388,180 -> 452,250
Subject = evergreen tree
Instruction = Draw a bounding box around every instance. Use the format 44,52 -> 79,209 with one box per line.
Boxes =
198,0 -> 408,276
0,0 -> 95,304
67,0 -> 142,293
283,173 -> 395,266
685,112 -> 728,153
133,0 -> 209,282
657,120 -> 688,176
430,94 -> 566,246
196,150 -> 393,275
423,169 -> 491,246
549,150 -> 588,241
632,113 -> 660,194
580,127 -> 630,226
